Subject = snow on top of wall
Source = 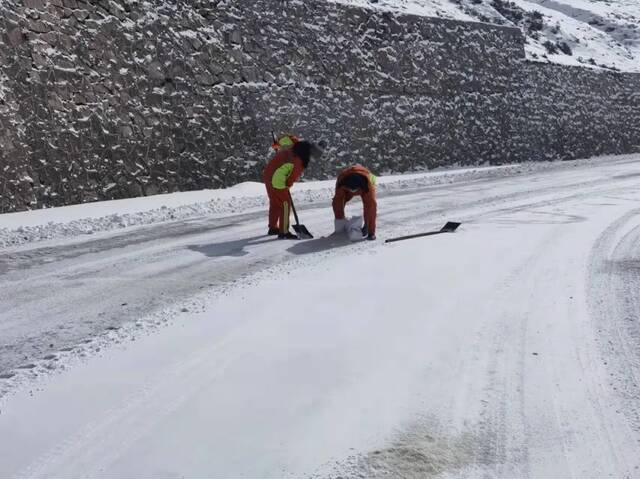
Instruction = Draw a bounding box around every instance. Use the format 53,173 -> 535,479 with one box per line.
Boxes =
328,0 -> 640,72
329,0 -> 476,20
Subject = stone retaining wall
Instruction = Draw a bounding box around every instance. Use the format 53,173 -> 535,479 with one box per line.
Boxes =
0,0 -> 637,212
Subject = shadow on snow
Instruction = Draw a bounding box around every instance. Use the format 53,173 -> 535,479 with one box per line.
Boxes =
187,235 -> 275,258
286,234 -> 354,255
187,233 -> 356,258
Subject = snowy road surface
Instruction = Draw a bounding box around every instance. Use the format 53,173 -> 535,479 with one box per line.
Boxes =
1,156 -> 640,478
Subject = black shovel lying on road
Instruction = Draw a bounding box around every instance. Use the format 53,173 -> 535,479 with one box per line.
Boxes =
289,195 -> 314,239
385,222 -> 461,244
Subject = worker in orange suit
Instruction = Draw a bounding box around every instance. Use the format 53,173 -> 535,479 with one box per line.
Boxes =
332,165 -> 378,240
263,139 -> 322,239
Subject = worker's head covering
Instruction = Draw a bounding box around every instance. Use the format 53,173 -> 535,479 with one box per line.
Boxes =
338,172 -> 369,193
271,133 -> 299,152
292,141 -> 323,169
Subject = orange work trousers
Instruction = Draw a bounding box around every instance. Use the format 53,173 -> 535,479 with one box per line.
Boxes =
265,184 -> 291,234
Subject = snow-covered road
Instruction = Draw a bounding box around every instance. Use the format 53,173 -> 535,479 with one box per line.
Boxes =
1,156 -> 640,478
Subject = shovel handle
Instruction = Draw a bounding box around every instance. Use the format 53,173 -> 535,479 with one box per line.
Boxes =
288,190 -> 301,226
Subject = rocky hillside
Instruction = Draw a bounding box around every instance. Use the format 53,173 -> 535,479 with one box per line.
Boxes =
333,0 -> 640,71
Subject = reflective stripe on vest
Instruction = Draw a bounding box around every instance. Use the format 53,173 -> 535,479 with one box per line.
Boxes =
272,162 -> 294,189
283,201 -> 289,231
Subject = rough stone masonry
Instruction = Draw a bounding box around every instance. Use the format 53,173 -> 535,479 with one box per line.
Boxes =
0,0 -> 638,212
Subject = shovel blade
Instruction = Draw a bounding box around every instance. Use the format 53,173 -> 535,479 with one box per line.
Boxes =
293,224 -> 314,239
440,221 -> 461,233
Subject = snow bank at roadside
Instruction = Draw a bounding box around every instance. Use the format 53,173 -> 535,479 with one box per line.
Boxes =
0,157 -> 611,249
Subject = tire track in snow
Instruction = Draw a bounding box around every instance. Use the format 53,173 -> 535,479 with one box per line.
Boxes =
320,183 -> 640,478
588,209 -> 640,439
317,224 -> 566,478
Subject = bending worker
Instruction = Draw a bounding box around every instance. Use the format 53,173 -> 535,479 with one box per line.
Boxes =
263,138 -> 322,239
332,164 -> 378,241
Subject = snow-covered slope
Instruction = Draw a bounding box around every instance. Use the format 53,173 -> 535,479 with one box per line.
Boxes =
331,0 -> 640,71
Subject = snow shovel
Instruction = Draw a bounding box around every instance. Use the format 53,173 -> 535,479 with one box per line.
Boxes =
289,194 -> 314,239
385,222 -> 461,244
